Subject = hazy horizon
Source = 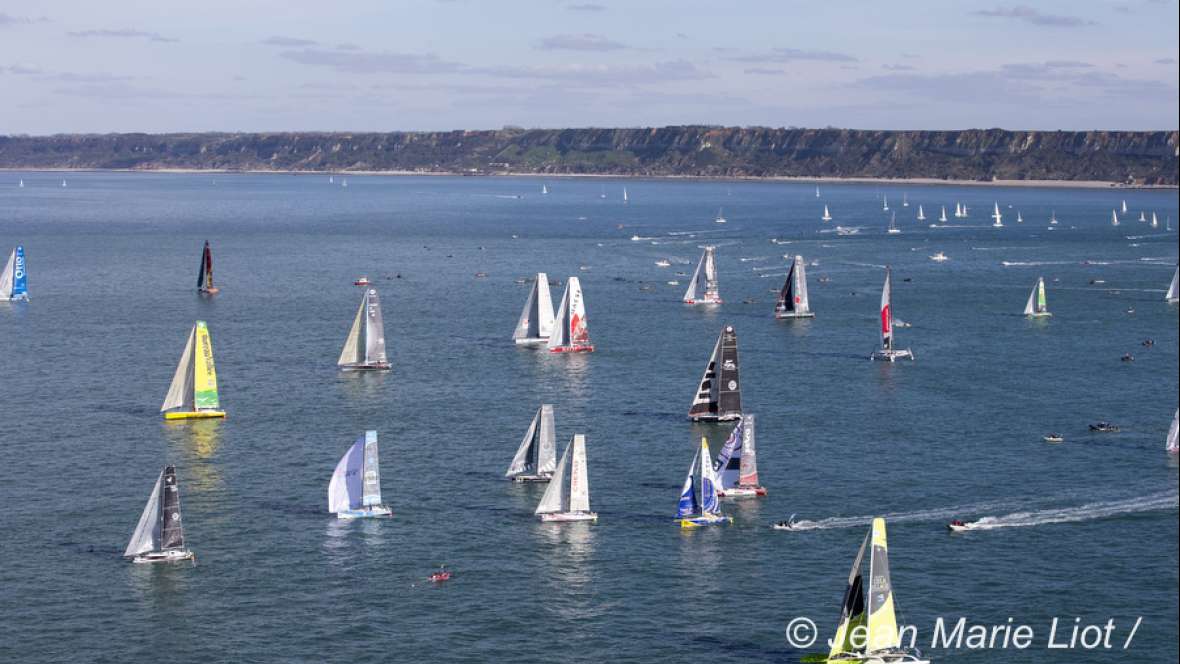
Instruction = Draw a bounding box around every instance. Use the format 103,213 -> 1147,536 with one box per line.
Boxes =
2,1 -> 1178,134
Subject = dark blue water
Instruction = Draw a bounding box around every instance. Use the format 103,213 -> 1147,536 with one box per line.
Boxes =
1,173 -> 1177,663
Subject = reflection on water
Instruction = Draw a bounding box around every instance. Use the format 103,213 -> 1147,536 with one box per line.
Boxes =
336,370 -> 389,400
322,516 -> 389,568
161,420 -> 224,492
127,561 -> 193,608
537,522 -> 601,621
722,495 -> 765,522
540,351 -> 591,402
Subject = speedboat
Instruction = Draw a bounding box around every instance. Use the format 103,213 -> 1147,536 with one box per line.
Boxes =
655,259 -> 671,268
353,276 -> 371,286
1121,353 -> 1134,362
1043,433 -> 1064,443
772,514 -> 798,531
1089,422 -> 1120,433
946,519 -> 972,533
929,252 -> 948,262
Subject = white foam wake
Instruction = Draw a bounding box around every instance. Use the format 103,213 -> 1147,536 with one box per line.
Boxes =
784,501 -> 1023,532
965,491 -> 1178,531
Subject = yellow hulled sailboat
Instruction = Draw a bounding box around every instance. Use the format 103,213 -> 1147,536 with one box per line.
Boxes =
161,320 -> 226,420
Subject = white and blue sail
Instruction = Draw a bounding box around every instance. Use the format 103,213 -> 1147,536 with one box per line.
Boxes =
328,431 -> 391,518
677,438 -> 727,527
1,245 -> 28,302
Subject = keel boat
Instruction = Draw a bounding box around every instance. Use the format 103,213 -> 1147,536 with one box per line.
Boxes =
196,241 -> 219,295
1166,267 -> 1178,303
547,276 -> 594,352
713,415 -> 765,497
688,325 -> 742,421
775,255 -> 814,319
870,268 -> 913,361
513,272 -> 555,345
535,434 -> 597,522
677,437 -> 731,528
124,465 -> 195,564
1023,277 -> 1051,317
822,205 -> 832,222
161,321 -> 226,419
684,246 -> 722,304
0,245 -> 28,302
328,431 -> 392,518
506,404 -> 557,482
338,288 -> 391,370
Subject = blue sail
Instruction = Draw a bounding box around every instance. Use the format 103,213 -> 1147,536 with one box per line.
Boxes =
12,245 -> 27,298
676,452 -> 700,518
702,473 -> 719,514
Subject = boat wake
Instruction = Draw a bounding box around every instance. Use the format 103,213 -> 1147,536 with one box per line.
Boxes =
1000,260 -> 1075,267
784,501 -> 1022,532
740,256 -> 771,262
965,491 -> 1178,531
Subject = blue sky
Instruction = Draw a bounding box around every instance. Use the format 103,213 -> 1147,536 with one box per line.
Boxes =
2,1 -> 1177,133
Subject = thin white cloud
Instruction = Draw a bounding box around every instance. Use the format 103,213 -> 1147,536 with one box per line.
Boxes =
567,3 -> 607,11
732,48 -> 857,63
536,33 -> 626,52
261,36 -> 318,47
68,29 -> 179,43
278,48 -> 465,74
973,6 -> 1095,27
0,13 -> 48,26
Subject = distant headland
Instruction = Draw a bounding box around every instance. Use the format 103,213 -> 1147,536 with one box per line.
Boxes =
1,126 -> 1176,186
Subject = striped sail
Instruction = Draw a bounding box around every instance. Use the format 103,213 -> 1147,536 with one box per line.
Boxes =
699,438 -> 720,515
828,532 -> 869,659
865,518 -> 900,653
688,325 -> 741,420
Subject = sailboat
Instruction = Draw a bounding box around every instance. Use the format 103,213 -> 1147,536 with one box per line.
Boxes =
124,465 -> 195,564
713,416 -> 765,497
61,179 -> 67,188
870,267 -> 913,361
329,175 -> 334,184
542,184 -> 549,195
506,404 -> 557,482
1138,211 -> 1146,223
1166,266 -> 1178,303
338,287 -> 391,370
991,202 -> 1003,227
328,431 -> 392,518
823,519 -> 930,663
954,202 -> 963,218
161,321 -> 226,419
714,208 -> 727,224
1151,212 -> 1159,228
1050,210 -> 1058,225
547,276 -> 594,352
1111,209 -> 1119,226
887,212 -> 900,235
1023,277 -> 1051,317
513,272 -> 555,345
535,434 -> 597,522
683,246 -> 722,304
0,245 -> 28,302
902,193 -> 908,207
341,178 -> 348,188
1016,211 -> 1023,224
816,186 -> 821,198
916,205 -> 925,222
1167,409 -> 1178,455
18,179 -> 23,188
939,206 -> 947,223
622,187 -> 629,203
822,205 -> 833,222
196,241 -> 219,295
676,437 -> 731,528
1121,199 -> 1128,214
962,203 -> 969,217
776,255 -> 814,319
688,324 -> 742,421
882,195 -> 889,212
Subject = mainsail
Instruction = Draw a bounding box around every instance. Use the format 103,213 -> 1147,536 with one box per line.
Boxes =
197,241 -> 216,293
688,325 -> 741,421
991,201 -> 1003,227
939,206 -> 947,223
547,276 -> 593,352
161,321 -> 220,413
822,205 -> 832,221
828,532 -> 869,660
124,471 -> 163,557
1166,267 -> 1178,303
916,205 -> 925,221
1024,277 -> 1049,316
338,288 -> 389,368
737,414 -> 758,487
879,268 -> 894,352
124,466 -> 186,557
683,246 -> 720,304
513,272 -> 555,344
1167,410 -> 1178,454
1111,209 -> 1119,226
775,256 -> 813,318
865,518 -> 901,654
506,404 -> 558,479
328,431 -> 384,513
0,245 -> 28,301
677,438 -> 722,518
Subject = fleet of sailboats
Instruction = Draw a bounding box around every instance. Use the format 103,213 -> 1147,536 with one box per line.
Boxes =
0,245 -> 28,302
1023,277 -> 1051,317
196,241 -> 219,295
513,273 -> 555,345
683,246 -> 722,305
506,405 -> 557,482
338,288 -> 391,370
535,434 -> 596,522
676,437 -> 731,528
548,276 -> 594,352
688,325 -> 742,421
124,465 -> 195,564
161,321 -> 226,419
328,431 -> 392,518
713,416 -> 765,497
870,268 -> 913,361
775,255 -> 814,319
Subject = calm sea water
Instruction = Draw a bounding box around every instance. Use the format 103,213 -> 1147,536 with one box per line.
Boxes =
1,173 -> 1177,663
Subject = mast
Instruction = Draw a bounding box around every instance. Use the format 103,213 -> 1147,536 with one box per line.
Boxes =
865,518 -> 901,653
828,531 -> 870,660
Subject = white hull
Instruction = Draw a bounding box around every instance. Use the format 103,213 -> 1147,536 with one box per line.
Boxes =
510,473 -> 552,483
131,549 -> 194,564
540,511 -> 598,522
871,348 -> 914,362
335,505 -> 393,519
513,337 -> 549,346
719,485 -> 766,498
1026,312 -> 1052,318
775,311 -> 815,319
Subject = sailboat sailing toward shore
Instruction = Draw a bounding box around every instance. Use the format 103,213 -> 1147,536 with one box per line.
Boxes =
162,321 -> 226,420
713,416 -> 765,497
338,288 -> 390,370
506,405 -> 557,482
775,255 -> 814,319
688,325 -> 742,421
513,273 -> 554,345
196,241 -> 219,295
1023,277 -> 1051,317
124,465 -> 195,564
328,431 -> 392,518
677,437 -> 731,528
823,519 -> 930,663
535,434 -> 597,522
0,245 -> 28,302
870,268 -> 913,361
684,246 -> 722,304
548,276 -> 594,352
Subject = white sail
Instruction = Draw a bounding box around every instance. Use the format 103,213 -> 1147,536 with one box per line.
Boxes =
328,432 -> 383,513
882,195 -> 888,211
1151,212 -> 1158,228
161,327 -> 196,412
939,206 -> 947,222
1167,267 -> 1179,303
338,295 -> 365,365
1023,281 -> 1037,315
0,249 -> 13,298
1017,211 -> 1023,223
916,205 -> 925,221
622,187 -> 628,202
568,434 -> 590,513
992,201 -> 1003,227
1121,199 -> 1128,214
1167,409 -> 1178,454
822,205 -> 832,221
506,405 -> 557,478
513,273 -> 554,343
124,471 -> 163,557
535,436 -> 571,514
1139,211 -> 1146,222
1111,209 -> 1119,226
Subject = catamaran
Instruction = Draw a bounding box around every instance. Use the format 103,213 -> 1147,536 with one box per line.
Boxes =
916,205 -> 925,222
822,205 -> 832,222
676,437 -> 731,528
1166,267 -> 1178,303
870,267 -> 913,361
1111,209 -> 1119,226
938,206 -> 947,223
535,434 -> 597,522
823,518 -> 930,664
124,465 -> 195,564
0,245 -> 28,302
775,255 -> 814,319
1167,410 -> 1178,454
548,276 -> 594,352
506,404 -> 557,482
713,416 -> 765,497
991,202 -> 1003,227
328,431 -> 392,518
161,321 -> 226,420
513,272 -> 555,345
196,241 -> 219,295
887,212 -> 900,235
688,325 -> 742,421
338,287 -> 391,370
1023,277 -> 1051,317
684,246 -> 722,305
714,208 -> 727,224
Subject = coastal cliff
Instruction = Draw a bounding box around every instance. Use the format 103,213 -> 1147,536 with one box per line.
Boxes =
1,127 -> 1176,185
